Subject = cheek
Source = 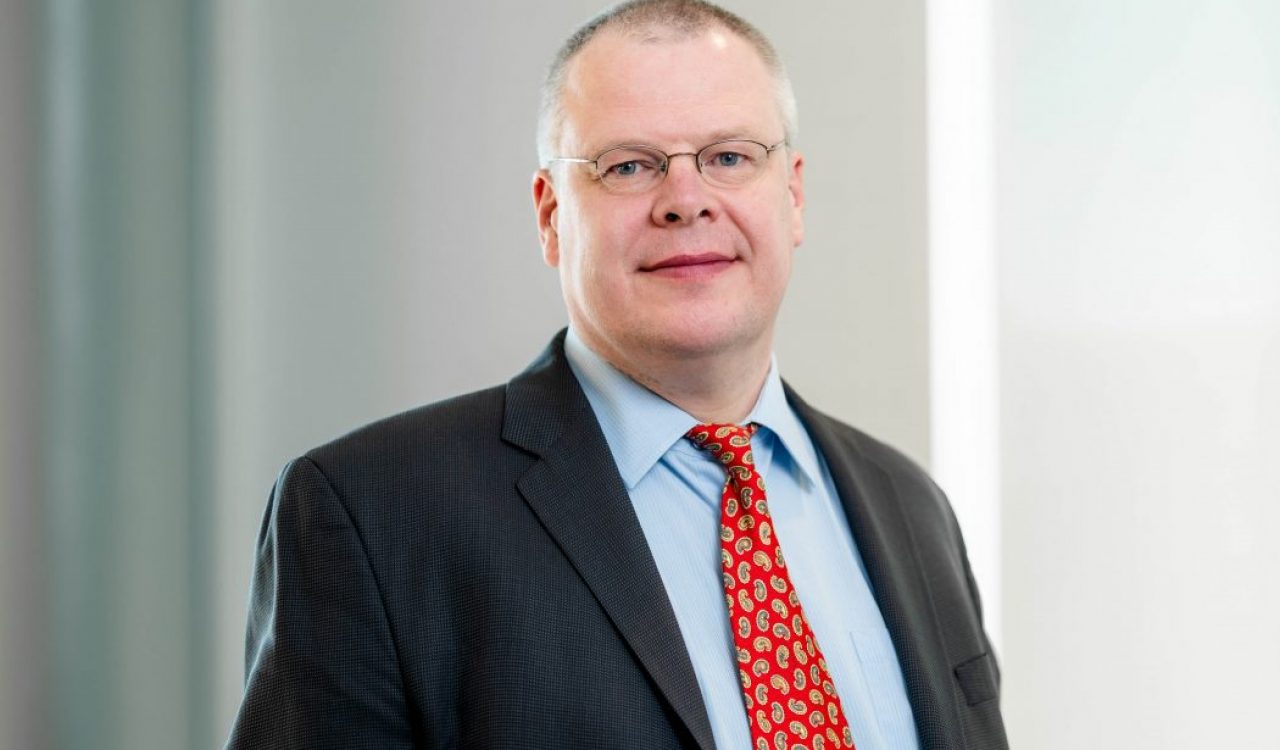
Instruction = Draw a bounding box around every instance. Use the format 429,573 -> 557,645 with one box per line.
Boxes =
742,200 -> 796,260
567,210 -> 639,278
556,216 -> 622,308
554,201 -> 594,274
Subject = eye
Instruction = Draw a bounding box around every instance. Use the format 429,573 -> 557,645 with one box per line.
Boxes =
712,151 -> 746,168
610,160 -> 645,177
597,149 -> 664,182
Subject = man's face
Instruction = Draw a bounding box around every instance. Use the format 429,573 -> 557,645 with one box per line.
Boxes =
533,27 -> 805,371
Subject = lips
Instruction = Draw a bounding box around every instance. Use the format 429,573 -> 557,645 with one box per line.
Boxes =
643,252 -> 736,272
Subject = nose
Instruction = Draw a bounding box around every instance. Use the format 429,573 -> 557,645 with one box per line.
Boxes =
650,153 -> 717,226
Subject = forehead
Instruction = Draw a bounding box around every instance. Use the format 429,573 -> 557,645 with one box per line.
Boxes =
560,27 -> 781,152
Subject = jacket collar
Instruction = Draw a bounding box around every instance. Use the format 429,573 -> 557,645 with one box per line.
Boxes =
502,330 -> 717,750
785,385 -> 965,749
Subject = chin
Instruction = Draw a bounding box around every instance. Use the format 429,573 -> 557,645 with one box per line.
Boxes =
634,321 -> 762,361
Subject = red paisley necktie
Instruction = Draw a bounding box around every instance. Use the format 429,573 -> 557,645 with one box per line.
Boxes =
686,423 -> 856,750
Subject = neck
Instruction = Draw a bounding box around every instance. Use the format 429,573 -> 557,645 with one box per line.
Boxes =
577,330 -> 774,424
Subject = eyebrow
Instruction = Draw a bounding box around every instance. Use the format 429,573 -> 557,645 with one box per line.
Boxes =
588,129 -> 764,155
703,128 -> 758,143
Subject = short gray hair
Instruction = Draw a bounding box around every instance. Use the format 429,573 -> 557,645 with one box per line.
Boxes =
536,0 -> 799,166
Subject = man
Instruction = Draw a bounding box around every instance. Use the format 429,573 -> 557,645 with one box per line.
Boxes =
225,2 -> 1007,749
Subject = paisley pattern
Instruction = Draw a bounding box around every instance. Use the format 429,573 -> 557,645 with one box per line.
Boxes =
686,423 -> 856,750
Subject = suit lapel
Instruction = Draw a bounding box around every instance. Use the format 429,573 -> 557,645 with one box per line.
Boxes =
787,388 -> 964,750
503,333 -> 716,750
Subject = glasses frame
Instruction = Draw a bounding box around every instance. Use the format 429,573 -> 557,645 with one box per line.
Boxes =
547,138 -> 788,193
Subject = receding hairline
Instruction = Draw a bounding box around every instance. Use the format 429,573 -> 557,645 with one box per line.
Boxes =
536,0 -> 798,165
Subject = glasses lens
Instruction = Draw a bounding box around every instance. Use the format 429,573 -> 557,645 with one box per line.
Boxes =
596,147 -> 667,192
698,141 -> 770,187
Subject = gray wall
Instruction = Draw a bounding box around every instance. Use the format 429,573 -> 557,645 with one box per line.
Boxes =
0,0 -> 45,747
210,0 -> 931,735
33,2 -> 212,748
0,2 -> 931,746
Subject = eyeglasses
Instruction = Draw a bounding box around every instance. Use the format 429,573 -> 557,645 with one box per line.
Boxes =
547,138 -> 787,194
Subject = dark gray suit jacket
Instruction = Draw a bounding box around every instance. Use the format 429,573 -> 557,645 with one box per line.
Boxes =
225,331 -> 1008,749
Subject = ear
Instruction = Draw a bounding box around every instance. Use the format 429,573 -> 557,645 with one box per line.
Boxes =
532,169 -> 560,267
787,150 -> 805,248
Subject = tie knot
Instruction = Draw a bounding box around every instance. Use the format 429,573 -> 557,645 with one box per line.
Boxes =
685,423 -> 758,470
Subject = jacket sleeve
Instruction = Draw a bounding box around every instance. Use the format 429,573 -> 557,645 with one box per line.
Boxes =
224,457 -> 415,749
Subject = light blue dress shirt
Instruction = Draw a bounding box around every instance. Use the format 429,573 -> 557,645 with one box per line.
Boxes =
564,329 -> 921,750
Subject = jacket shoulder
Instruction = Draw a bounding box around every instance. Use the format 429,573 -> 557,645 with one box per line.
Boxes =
796,403 -> 963,536
803,407 -> 939,493
300,385 -> 515,492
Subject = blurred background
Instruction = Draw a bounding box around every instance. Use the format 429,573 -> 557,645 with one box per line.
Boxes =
1,0 -> 1276,748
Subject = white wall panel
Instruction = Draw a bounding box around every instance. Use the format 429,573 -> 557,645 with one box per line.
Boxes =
996,1 -> 1280,745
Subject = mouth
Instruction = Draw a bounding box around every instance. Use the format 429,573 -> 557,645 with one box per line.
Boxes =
641,252 -> 737,277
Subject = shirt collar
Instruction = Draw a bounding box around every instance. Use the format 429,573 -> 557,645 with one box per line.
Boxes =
564,327 -> 821,490
743,364 -> 822,489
